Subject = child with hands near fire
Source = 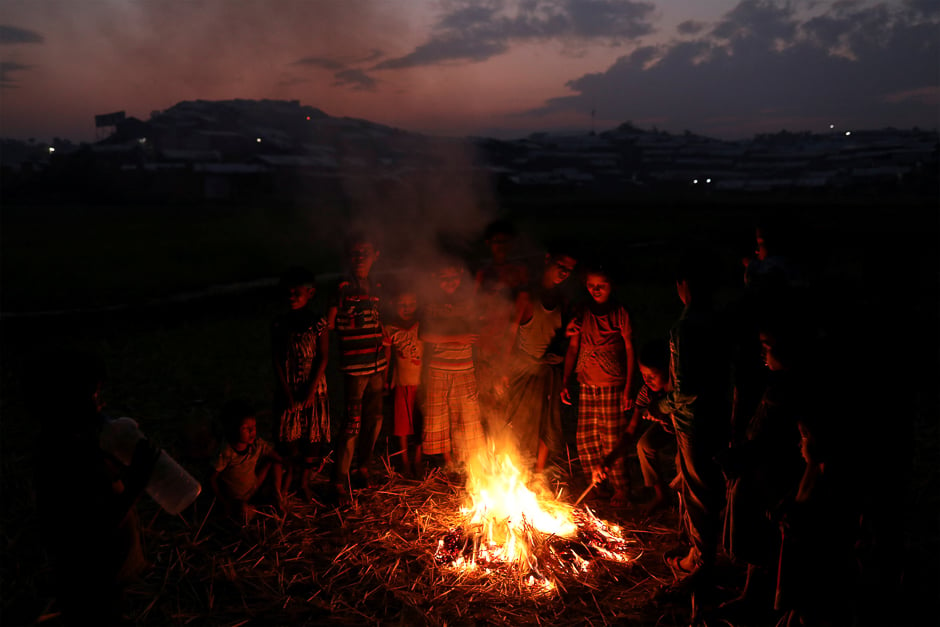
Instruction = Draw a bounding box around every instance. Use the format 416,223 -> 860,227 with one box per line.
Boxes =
562,263 -> 637,508
497,242 -> 578,476
592,338 -> 676,514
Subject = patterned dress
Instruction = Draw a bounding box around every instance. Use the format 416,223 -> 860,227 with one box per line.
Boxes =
272,308 -> 330,445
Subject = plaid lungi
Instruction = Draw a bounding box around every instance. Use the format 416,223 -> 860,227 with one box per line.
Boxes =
422,369 -> 486,461
576,384 -> 628,491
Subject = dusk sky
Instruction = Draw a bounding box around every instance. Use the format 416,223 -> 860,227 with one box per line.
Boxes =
0,0 -> 937,143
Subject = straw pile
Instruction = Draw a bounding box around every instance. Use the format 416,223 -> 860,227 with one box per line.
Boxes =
118,467 -> 685,626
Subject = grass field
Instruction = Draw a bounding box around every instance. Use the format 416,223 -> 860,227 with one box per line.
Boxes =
1,188 -> 937,624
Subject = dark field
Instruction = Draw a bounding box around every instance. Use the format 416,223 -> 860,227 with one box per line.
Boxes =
1,188 -> 938,625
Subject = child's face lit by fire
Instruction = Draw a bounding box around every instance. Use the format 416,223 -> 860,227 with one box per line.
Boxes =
436,266 -> 462,295
759,332 -> 785,371
347,242 -> 378,280
237,417 -> 258,447
545,255 -> 577,286
287,285 -> 314,310
585,273 -> 612,304
396,293 -> 418,321
639,364 -> 668,392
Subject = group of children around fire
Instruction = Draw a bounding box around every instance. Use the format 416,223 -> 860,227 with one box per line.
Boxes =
33,217 -> 865,626
217,217 -> 859,626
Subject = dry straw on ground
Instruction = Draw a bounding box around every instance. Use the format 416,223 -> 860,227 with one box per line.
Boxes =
116,467 -> 687,626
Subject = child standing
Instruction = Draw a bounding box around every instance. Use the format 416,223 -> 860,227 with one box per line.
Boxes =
474,219 -> 530,433
327,231 -> 390,501
657,248 -> 732,594
500,243 -> 578,475
271,266 -> 330,501
562,263 -> 637,508
384,285 -> 425,477
420,257 -> 487,470
210,399 -> 285,522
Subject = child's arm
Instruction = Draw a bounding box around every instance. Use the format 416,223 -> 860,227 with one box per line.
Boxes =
656,326 -> 697,418
274,363 -> 294,406
561,318 -> 581,406
504,290 -> 532,355
625,403 -> 644,438
495,290 -> 532,394
305,328 -> 329,404
620,307 -> 637,412
271,321 -> 295,405
326,303 -> 338,331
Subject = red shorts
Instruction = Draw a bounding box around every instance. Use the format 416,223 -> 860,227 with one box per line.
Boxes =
392,385 -> 422,437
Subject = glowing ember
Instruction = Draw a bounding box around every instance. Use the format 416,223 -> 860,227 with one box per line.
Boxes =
434,447 -> 636,589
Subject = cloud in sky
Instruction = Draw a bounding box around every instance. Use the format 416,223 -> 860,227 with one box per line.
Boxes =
522,0 -> 940,137
0,24 -> 44,44
676,20 -> 706,36
374,0 -> 656,69
0,60 -> 31,87
1,24 -> 43,88
293,49 -> 384,92
2,1 -> 936,141
333,68 -> 378,91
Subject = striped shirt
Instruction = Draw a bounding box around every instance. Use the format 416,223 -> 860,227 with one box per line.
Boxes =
330,279 -> 387,376
422,300 -> 476,371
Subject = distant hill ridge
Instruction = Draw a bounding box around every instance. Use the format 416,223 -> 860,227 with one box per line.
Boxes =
2,98 -> 937,197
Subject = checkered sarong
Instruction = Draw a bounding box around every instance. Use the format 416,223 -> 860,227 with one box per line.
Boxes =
422,369 -> 486,461
576,384 -> 628,491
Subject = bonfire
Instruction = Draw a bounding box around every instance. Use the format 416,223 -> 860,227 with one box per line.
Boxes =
434,445 -> 637,592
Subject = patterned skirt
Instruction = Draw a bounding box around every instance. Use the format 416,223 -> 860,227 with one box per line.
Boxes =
277,377 -> 330,444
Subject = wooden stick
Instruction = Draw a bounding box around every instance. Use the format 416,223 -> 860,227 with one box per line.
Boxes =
574,480 -> 597,506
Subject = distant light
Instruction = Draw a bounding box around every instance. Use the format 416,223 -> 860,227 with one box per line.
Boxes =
138,137 -> 147,144
706,178 -> 712,183
306,116 -> 311,121
829,124 -> 835,129
256,137 -> 262,143
844,131 -> 851,136
692,179 -> 699,184
48,146 -> 55,153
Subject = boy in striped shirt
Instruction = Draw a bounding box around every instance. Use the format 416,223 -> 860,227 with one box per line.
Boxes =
326,232 -> 390,501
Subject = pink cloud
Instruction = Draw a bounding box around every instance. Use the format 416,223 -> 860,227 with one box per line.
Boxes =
883,86 -> 940,105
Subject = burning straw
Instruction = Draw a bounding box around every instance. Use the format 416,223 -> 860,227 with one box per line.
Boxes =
122,462 -> 677,626
434,447 -> 637,593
